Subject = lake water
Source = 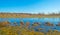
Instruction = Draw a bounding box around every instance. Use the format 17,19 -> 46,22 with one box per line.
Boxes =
0,18 -> 60,32
0,18 -> 60,24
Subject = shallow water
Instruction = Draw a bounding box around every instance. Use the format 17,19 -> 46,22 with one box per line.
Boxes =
0,18 -> 60,24
0,18 -> 60,31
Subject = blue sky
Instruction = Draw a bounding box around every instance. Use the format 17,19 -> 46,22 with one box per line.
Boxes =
0,0 -> 60,14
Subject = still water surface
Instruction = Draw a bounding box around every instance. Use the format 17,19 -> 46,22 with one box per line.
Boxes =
0,18 -> 60,31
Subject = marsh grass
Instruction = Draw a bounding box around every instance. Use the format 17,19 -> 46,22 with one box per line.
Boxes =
0,21 -> 60,35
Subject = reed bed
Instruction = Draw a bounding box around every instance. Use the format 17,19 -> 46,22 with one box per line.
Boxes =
0,21 -> 60,35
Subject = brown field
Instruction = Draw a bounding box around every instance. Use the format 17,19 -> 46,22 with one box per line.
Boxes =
0,13 -> 60,18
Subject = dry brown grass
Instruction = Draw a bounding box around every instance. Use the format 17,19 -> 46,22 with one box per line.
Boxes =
0,13 -> 60,18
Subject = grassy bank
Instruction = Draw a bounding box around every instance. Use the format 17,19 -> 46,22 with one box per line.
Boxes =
0,13 -> 60,18
0,15 -> 60,18
0,21 -> 60,35
0,26 -> 60,35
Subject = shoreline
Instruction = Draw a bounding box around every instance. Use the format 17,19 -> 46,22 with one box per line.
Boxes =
0,13 -> 60,18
